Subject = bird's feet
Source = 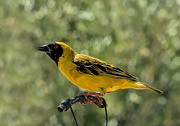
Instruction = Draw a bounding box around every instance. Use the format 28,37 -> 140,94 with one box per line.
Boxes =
78,92 -> 104,106
78,92 -> 102,96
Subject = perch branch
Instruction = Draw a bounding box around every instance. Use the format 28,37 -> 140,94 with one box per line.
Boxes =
57,95 -> 108,126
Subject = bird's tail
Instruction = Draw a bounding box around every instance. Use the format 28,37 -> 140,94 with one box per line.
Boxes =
134,81 -> 163,94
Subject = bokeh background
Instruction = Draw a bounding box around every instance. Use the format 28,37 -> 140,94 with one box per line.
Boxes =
1,0 -> 180,126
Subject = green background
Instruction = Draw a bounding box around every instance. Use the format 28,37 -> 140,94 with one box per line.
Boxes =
1,0 -> 180,125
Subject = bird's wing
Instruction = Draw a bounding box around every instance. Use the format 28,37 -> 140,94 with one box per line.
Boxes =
73,54 -> 138,81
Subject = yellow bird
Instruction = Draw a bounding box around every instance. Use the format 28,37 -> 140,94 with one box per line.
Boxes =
38,42 -> 163,96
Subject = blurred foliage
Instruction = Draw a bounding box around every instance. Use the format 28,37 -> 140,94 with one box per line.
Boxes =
0,0 -> 180,126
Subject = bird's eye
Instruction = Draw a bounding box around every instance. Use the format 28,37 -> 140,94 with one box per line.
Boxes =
54,45 -> 58,49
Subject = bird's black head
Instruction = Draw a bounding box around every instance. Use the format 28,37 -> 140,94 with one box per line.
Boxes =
38,42 -> 63,65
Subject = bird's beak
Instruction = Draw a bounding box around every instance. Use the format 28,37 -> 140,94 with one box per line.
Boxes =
38,44 -> 52,54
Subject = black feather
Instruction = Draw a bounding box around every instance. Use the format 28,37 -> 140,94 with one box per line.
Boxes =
96,64 -> 107,72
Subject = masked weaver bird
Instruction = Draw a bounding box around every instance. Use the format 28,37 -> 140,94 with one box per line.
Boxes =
38,42 -> 162,96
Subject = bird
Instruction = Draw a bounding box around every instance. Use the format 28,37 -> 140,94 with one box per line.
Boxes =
38,42 -> 163,96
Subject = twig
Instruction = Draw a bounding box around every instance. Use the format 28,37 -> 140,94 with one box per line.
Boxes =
57,95 -> 108,126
